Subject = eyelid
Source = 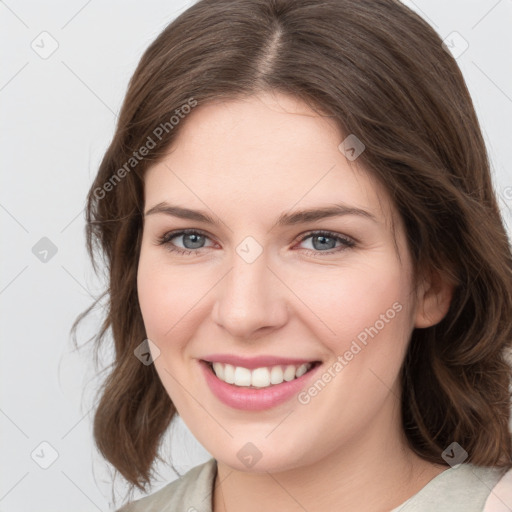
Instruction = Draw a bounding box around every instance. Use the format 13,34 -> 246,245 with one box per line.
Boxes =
157,228 -> 359,258
156,228 -> 356,255
157,228 -> 217,249
297,229 -> 356,246
156,228 -> 355,244
294,230 -> 356,256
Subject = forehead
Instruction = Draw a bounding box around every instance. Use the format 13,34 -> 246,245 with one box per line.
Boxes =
144,92 -> 393,227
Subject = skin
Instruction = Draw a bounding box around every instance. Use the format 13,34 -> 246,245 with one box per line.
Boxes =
137,91 -> 454,511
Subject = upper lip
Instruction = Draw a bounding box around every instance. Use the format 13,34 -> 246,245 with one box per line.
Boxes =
201,354 -> 321,369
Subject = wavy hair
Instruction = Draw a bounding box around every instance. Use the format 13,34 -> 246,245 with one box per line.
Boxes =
72,0 -> 512,494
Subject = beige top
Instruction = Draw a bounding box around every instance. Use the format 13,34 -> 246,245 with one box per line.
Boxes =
118,458 -> 509,511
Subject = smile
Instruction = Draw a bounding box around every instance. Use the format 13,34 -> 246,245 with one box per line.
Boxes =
199,357 -> 322,411
206,361 -> 318,388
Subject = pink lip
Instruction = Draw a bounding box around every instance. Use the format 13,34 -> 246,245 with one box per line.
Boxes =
201,353 -> 319,370
199,359 -> 322,411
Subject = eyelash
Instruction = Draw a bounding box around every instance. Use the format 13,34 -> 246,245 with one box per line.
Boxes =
155,229 -> 356,257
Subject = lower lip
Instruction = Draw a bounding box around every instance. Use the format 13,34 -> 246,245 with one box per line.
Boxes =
199,360 -> 321,411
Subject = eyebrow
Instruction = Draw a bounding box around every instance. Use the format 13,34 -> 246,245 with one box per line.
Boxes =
144,201 -> 377,226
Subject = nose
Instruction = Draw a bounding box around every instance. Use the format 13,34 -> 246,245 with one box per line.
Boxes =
211,249 -> 289,340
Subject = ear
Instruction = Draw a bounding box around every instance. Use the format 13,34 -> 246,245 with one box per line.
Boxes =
414,269 -> 455,329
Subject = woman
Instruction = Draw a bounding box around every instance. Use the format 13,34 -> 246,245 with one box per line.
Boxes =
74,0 -> 512,510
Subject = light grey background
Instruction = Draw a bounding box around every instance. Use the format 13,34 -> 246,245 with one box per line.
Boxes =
1,1 -> 511,511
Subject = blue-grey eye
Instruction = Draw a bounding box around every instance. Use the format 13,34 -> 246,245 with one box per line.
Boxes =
179,232 -> 206,249
309,234 -> 337,251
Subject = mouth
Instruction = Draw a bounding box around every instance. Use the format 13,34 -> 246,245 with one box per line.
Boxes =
201,359 -> 322,389
199,357 -> 324,411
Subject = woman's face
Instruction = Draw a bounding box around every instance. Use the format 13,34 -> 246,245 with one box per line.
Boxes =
137,92 -> 438,472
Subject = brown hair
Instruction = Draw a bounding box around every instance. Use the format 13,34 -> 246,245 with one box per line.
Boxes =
73,0 -> 512,495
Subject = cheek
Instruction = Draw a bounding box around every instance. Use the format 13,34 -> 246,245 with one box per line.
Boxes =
136,251 -> 214,346
137,243 -> 415,363
292,256 -> 414,357
289,259 -> 414,432
136,254 -> 207,404
137,259 -> 168,340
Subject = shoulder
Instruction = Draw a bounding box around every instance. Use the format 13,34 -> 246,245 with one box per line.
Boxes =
483,466 -> 512,511
392,463 -> 511,512
117,457 -> 217,512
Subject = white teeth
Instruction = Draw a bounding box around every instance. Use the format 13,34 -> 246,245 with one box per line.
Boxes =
209,361 -> 315,388
224,364 -> 235,384
283,365 -> 297,381
270,365 -> 284,384
295,363 -> 308,377
212,362 -> 224,380
251,367 -> 270,388
234,366 -> 252,386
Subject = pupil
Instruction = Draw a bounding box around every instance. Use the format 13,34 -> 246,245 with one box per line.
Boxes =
181,234 -> 336,251
313,235 -> 334,250
184,233 -> 204,249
